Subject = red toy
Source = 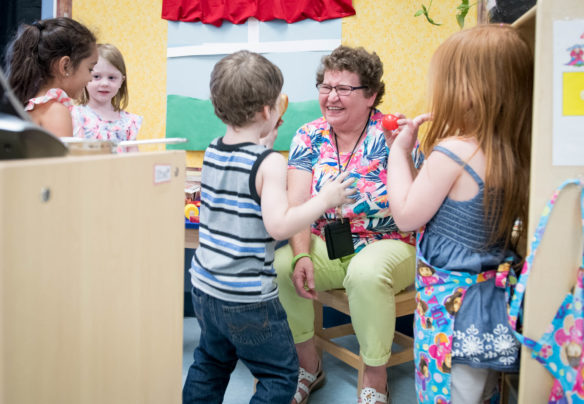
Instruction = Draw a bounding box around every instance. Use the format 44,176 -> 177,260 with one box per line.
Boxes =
382,114 -> 399,131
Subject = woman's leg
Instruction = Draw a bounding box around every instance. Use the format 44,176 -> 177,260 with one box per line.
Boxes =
343,239 -> 416,395
275,235 -> 347,344
274,235 -> 347,402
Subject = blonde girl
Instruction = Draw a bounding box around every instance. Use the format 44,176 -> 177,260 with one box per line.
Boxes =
72,43 -> 142,151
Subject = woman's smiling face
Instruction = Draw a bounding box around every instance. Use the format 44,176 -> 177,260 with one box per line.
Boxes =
318,70 -> 376,133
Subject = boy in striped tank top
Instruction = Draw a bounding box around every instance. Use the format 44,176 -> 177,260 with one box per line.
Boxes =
183,50 -> 355,404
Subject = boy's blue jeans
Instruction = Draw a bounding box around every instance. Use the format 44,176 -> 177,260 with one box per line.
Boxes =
182,287 -> 299,404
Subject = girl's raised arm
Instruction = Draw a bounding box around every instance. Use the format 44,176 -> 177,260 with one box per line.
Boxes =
386,114 -> 460,231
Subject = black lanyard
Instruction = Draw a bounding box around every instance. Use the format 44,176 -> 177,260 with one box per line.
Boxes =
332,109 -> 372,174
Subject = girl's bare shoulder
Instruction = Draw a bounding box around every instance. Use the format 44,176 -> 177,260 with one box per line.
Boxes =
33,101 -> 73,137
435,136 -> 481,159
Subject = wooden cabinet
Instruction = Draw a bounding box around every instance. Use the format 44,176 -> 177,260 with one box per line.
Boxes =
516,1 -> 584,402
0,151 -> 185,404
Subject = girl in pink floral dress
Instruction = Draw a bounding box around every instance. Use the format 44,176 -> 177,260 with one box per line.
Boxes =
72,44 -> 142,152
5,17 -> 97,138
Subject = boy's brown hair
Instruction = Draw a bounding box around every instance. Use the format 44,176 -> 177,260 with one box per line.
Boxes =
210,50 -> 283,128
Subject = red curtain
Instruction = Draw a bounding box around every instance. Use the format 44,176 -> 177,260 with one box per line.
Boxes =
162,0 -> 355,26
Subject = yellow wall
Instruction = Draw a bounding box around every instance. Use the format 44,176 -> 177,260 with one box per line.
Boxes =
72,0 -> 471,165
344,0 -> 469,119
73,0 -> 168,152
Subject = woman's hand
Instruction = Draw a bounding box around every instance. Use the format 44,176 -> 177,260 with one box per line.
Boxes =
292,256 -> 318,299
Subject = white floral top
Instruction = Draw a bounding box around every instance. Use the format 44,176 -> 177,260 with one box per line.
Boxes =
25,88 -> 73,111
71,104 -> 142,145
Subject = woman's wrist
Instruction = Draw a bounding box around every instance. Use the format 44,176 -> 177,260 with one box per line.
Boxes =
291,253 -> 311,270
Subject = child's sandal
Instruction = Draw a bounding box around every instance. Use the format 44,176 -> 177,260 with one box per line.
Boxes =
293,362 -> 325,404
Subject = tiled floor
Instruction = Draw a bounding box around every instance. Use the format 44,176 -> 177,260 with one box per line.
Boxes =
182,317 -> 417,403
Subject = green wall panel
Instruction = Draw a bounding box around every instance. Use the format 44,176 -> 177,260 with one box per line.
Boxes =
166,95 -> 322,151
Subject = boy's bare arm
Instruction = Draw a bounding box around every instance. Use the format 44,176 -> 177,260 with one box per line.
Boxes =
258,153 -> 353,240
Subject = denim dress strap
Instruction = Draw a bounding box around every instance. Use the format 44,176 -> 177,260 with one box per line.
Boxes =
433,145 -> 484,187
413,145 -> 483,249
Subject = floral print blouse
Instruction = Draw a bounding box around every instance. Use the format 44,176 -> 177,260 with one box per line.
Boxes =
71,104 -> 142,145
288,109 -> 418,252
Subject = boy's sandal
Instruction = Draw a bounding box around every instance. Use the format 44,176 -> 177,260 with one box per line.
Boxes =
358,386 -> 389,404
293,362 -> 325,404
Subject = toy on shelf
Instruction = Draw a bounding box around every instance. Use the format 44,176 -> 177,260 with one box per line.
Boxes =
185,166 -> 201,203
185,202 -> 200,223
185,166 -> 201,224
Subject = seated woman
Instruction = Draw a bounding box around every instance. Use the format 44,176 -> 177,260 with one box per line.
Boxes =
275,45 -> 418,404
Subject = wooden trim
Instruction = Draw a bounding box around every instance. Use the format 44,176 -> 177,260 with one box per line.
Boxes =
393,332 -> 414,349
512,6 -> 536,51
185,228 -> 199,249
386,349 -> 413,367
315,289 -> 351,315
318,323 -> 355,340
314,335 -> 361,369
56,0 -> 72,18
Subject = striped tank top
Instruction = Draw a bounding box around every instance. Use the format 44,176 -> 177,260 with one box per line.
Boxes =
189,137 -> 278,303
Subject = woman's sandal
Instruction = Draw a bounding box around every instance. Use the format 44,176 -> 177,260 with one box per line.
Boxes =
293,362 -> 325,404
358,386 -> 390,404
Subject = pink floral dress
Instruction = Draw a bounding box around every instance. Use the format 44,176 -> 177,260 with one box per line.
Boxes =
25,88 -> 73,112
71,104 -> 142,145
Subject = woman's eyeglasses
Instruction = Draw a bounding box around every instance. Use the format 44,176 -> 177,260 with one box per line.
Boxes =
316,84 -> 368,96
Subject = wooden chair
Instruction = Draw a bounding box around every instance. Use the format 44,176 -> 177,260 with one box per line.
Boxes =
313,285 -> 417,395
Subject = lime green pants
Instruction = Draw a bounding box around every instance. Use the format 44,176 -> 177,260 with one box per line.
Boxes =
275,235 -> 416,367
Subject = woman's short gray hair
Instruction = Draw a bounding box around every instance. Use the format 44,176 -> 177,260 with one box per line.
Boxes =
316,45 -> 385,108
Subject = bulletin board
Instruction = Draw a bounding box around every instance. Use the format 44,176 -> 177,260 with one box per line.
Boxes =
552,20 -> 584,166
164,17 -> 342,152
